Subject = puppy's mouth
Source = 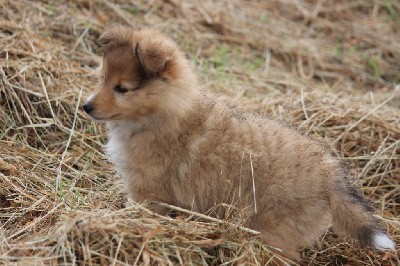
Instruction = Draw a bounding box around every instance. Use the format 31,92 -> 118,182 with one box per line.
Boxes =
89,113 -> 121,121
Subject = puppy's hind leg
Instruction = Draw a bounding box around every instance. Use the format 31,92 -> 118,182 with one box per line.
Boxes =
250,209 -> 330,261
259,226 -> 301,261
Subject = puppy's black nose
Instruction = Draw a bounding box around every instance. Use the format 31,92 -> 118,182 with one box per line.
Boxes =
83,102 -> 94,114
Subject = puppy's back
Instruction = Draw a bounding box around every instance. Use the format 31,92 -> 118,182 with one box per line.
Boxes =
171,93 -> 394,257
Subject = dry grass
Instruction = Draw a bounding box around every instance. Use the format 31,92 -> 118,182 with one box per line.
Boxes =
0,0 -> 399,265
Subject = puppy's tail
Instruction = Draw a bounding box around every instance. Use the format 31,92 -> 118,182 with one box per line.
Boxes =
329,172 -> 395,250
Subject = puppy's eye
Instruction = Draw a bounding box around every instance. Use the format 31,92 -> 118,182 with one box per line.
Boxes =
114,85 -> 128,94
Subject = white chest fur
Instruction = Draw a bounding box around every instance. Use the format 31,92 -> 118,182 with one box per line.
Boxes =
105,121 -> 143,173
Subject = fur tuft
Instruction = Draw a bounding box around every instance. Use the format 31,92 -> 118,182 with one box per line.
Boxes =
329,174 -> 395,250
373,233 -> 395,250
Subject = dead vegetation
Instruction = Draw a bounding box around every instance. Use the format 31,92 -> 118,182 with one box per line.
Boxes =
0,0 -> 399,265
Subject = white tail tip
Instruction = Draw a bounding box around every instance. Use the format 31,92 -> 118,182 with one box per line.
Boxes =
373,233 -> 395,250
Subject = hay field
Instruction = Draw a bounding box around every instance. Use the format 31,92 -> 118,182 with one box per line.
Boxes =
0,0 -> 399,265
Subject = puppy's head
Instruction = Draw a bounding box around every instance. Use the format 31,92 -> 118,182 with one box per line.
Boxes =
83,24 -> 196,122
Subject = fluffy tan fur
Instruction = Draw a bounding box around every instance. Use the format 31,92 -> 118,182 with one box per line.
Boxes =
83,24 -> 394,259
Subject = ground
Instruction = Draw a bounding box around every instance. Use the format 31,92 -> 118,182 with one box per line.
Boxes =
0,0 -> 399,265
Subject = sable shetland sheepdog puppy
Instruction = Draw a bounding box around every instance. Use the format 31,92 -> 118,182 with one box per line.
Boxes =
83,24 -> 395,259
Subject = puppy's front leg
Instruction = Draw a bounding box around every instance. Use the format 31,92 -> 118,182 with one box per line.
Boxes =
127,187 -> 173,216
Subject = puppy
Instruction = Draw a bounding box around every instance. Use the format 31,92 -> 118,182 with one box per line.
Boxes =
83,24 -> 395,259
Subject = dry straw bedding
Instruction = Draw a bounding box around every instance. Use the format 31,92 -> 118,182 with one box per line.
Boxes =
0,0 -> 399,265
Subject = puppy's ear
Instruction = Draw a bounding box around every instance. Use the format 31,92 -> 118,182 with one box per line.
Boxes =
135,34 -> 176,76
98,24 -> 133,53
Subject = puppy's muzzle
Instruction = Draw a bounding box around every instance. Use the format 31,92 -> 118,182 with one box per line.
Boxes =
83,102 -> 94,114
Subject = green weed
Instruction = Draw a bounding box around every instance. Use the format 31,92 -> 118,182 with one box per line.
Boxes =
366,54 -> 382,80
45,5 -> 56,17
123,6 -> 141,15
260,14 -> 270,23
384,0 -> 398,21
